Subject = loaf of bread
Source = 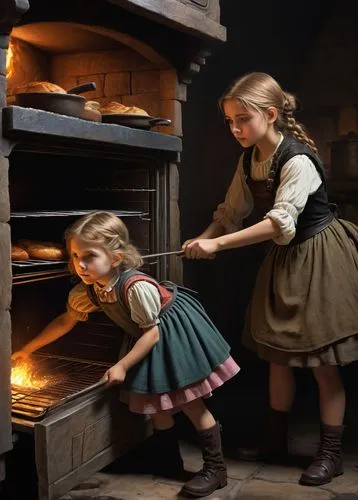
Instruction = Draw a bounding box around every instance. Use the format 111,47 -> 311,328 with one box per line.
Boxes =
28,242 -> 66,260
17,240 -> 66,260
85,100 -> 100,112
13,81 -> 66,94
28,244 -> 65,260
11,245 -> 29,261
100,101 -> 149,116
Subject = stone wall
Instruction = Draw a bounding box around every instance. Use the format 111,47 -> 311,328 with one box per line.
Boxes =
0,34 -> 14,472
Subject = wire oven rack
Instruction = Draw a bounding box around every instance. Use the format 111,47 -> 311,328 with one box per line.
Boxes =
10,209 -> 149,218
11,353 -> 110,420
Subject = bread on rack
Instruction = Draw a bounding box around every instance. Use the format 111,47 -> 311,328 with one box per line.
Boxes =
11,245 -> 30,261
16,240 -> 67,260
28,243 -> 66,260
13,81 -> 66,94
100,101 -> 149,116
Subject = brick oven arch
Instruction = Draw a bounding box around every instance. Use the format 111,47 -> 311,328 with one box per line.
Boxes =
11,21 -> 172,68
8,21 -> 184,135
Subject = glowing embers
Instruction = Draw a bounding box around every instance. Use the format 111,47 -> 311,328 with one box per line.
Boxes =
11,354 -> 109,420
11,358 -> 55,389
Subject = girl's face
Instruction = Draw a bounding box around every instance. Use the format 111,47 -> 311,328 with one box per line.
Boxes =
223,99 -> 272,148
70,236 -> 120,285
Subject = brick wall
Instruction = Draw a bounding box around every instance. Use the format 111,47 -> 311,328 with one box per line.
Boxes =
7,38 -> 185,137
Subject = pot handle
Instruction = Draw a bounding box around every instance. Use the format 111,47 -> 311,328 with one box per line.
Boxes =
67,82 -> 97,95
149,118 -> 172,126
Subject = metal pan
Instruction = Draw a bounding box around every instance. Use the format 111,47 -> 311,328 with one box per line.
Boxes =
14,82 -> 97,119
101,113 -> 171,130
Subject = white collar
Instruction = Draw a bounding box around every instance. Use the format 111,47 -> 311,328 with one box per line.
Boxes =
253,132 -> 284,166
99,272 -> 121,293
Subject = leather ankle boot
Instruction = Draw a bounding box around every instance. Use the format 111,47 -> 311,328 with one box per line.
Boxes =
299,423 -> 344,486
181,423 -> 227,498
236,408 -> 289,461
152,426 -> 185,479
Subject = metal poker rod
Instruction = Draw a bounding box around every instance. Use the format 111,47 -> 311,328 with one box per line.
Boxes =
142,250 -> 184,259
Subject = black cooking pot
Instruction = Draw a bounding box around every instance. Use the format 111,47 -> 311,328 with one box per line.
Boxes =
14,82 -> 96,119
330,131 -> 358,180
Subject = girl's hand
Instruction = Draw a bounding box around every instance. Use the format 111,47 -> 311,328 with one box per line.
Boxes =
183,238 -> 219,259
102,362 -> 127,385
182,237 -> 199,250
11,349 -> 31,362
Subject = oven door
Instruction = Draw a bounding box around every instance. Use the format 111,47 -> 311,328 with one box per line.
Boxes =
30,385 -> 150,500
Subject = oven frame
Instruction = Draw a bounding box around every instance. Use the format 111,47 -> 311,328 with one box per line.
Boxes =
0,0 -> 226,497
5,119 -> 179,500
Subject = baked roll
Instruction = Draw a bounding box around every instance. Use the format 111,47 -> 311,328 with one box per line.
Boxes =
11,245 -> 29,261
14,81 -> 66,94
100,101 -> 149,116
27,243 -> 66,260
85,100 -> 101,112
17,240 -> 66,260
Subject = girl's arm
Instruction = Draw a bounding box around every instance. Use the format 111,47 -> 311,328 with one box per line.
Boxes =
217,218 -> 280,250
12,311 -> 78,360
104,325 -> 160,384
182,222 -> 226,258
185,218 -> 280,258
183,158 -> 252,257
119,325 -> 159,370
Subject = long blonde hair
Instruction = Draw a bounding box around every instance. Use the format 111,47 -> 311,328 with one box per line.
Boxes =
65,211 -> 143,273
220,72 -> 317,153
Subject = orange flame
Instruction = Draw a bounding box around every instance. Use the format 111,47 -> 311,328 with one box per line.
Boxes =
6,41 -> 14,79
11,359 -> 51,389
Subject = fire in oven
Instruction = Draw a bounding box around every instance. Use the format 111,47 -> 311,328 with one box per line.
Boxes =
11,353 -> 108,420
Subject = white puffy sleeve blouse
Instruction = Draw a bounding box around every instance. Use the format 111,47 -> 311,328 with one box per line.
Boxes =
213,150 -> 322,245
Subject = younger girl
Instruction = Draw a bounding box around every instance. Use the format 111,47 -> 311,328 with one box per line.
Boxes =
12,211 -> 240,498
182,72 -> 358,486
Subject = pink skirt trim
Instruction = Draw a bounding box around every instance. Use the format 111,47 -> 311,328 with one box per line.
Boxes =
120,356 -> 240,414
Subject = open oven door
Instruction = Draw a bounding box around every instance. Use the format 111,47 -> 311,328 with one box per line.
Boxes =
33,383 -> 151,500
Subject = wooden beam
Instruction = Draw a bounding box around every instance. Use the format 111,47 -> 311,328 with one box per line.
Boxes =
107,0 -> 227,43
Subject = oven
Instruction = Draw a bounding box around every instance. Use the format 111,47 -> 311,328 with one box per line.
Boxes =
0,1 -> 226,498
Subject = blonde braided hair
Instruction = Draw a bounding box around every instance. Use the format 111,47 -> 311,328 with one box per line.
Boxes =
219,72 -> 317,153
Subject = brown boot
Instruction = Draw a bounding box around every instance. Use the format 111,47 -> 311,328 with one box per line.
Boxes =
181,423 -> 227,498
151,426 -> 185,479
236,408 -> 289,461
299,423 -> 344,486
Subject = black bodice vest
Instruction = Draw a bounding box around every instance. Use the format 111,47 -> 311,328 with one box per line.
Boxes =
243,136 -> 335,244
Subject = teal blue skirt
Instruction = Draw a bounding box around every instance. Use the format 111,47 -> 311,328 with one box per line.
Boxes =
122,286 -> 233,394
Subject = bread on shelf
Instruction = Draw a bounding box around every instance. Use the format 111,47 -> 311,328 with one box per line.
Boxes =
13,81 -> 66,94
100,101 -> 149,116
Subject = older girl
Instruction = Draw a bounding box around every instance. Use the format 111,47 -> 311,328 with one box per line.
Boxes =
183,72 -> 358,486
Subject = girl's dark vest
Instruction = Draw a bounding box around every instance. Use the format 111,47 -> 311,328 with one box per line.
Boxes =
243,136 -> 336,244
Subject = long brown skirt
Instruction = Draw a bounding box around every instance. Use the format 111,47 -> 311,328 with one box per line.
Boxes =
243,218 -> 358,367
